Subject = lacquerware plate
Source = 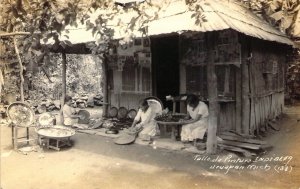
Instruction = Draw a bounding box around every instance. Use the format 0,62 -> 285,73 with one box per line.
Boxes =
7,102 -> 35,127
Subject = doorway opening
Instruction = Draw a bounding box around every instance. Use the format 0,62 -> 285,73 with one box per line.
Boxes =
151,34 -> 180,111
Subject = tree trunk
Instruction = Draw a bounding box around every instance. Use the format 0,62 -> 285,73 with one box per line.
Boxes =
13,37 -> 24,102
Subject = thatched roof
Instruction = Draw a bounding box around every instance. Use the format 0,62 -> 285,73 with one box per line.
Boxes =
147,0 -> 293,45
49,0 -> 294,47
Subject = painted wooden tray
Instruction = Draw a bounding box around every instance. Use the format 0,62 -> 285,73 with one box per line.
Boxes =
7,102 -> 35,127
78,109 -> 90,124
127,109 -> 137,119
109,107 -> 118,118
145,96 -> 163,114
117,107 -> 128,119
38,112 -> 55,126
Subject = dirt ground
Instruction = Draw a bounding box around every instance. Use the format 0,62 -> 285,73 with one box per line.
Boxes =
1,105 -> 300,189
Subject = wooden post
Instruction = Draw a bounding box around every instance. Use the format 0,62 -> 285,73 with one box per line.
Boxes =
242,62 -> 250,135
62,52 -> 67,97
206,32 -> 219,154
224,66 -> 230,94
102,57 -> 108,117
248,58 -> 257,135
241,37 -> 250,135
59,52 -> 67,125
235,66 -> 242,133
179,36 -> 187,113
13,37 -> 24,102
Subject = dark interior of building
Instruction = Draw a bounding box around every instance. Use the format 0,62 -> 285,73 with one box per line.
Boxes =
151,34 -> 180,111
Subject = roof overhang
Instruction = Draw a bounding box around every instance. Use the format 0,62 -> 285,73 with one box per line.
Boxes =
45,0 -> 295,50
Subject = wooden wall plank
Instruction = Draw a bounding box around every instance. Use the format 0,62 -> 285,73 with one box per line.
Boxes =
241,36 -> 250,135
235,66 -> 242,133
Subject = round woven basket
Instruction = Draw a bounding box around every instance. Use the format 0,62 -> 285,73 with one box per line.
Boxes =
7,102 -> 35,127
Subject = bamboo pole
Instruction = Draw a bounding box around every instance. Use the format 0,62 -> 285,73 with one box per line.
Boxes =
13,37 -> 24,102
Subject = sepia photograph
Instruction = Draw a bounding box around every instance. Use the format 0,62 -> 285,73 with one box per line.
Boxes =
0,0 -> 300,189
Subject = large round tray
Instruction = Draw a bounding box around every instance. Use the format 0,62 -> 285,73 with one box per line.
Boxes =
117,107 -> 128,119
7,102 -> 35,127
114,133 -> 136,145
155,113 -> 191,125
78,109 -> 90,124
36,125 -> 75,139
38,112 -> 55,126
127,109 -> 137,119
145,96 -> 163,114
109,107 -> 118,118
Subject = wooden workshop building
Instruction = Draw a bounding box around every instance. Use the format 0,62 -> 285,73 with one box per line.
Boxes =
43,0 -> 294,136
104,0 -> 294,135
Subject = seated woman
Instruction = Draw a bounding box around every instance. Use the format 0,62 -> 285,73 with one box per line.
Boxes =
180,94 -> 209,143
131,99 -> 160,141
62,95 -> 81,126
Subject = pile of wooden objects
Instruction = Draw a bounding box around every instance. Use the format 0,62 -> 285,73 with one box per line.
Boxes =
69,94 -> 104,108
27,99 -> 61,114
26,93 -> 104,114
218,131 -> 272,158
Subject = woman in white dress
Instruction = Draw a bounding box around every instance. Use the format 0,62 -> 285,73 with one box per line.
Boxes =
131,99 -> 160,140
62,96 -> 81,126
180,94 -> 209,142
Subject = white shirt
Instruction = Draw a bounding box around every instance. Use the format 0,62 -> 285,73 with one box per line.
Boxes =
134,107 -> 155,125
187,101 -> 209,120
62,104 -> 78,126
62,104 -> 76,119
